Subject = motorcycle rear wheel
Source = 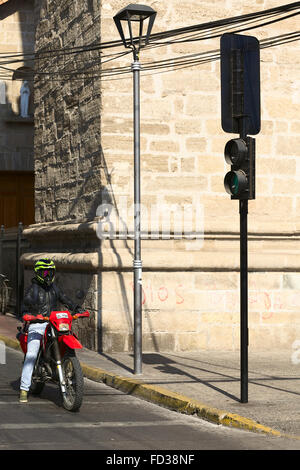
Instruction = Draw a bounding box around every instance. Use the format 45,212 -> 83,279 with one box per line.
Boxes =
61,354 -> 84,412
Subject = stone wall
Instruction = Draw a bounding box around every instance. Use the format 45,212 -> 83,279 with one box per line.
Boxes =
97,0 -> 300,352
100,0 -> 300,235
101,268 -> 300,352
34,0 -> 102,223
31,0 -> 102,349
27,0 -> 300,353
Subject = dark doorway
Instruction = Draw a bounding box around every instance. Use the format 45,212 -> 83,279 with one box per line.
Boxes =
0,171 -> 34,227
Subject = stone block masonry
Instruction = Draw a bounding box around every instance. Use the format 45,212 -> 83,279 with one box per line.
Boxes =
25,1 -> 300,353
34,0 -> 102,224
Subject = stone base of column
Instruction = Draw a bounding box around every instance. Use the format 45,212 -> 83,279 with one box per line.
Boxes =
20,220 -> 300,352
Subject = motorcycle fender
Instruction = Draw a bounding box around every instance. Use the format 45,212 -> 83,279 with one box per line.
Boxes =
61,334 -> 83,350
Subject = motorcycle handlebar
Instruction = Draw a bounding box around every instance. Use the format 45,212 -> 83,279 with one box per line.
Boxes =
22,311 -> 90,322
22,314 -> 45,322
73,311 -> 90,319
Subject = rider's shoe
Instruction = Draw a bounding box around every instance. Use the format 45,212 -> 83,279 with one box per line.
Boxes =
19,390 -> 28,403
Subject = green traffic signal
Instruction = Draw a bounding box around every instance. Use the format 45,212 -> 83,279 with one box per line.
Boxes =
224,137 -> 255,200
224,170 -> 248,196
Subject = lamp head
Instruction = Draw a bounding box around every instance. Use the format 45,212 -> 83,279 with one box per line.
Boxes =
113,4 -> 156,53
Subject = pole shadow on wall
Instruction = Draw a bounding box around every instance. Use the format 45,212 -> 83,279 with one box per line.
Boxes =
97,146 -> 161,361
97,147 -> 133,356
59,145 -> 135,354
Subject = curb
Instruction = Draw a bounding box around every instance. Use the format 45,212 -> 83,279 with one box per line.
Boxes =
0,335 -> 286,438
0,335 -> 21,352
80,362 -> 282,437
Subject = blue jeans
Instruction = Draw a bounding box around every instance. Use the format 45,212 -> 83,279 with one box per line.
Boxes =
20,322 -> 48,392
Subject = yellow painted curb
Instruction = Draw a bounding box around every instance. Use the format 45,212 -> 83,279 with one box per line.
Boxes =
80,362 -> 282,437
0,334 -> 21,351
220,412 -> 281,436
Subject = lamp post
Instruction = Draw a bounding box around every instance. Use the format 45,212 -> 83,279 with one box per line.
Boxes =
113,4 -> 156,374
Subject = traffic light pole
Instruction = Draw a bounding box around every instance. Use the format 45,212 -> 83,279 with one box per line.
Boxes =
239,198 -> 248,403
221,33 -> 260,404
239,120 -> 248,404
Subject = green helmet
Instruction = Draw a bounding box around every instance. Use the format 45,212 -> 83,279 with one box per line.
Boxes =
34,258 -> 56,286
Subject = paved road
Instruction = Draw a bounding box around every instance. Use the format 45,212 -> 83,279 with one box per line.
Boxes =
1,347 -> 300,452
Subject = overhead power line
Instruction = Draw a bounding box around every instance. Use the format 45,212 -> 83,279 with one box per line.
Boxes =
0,1 -> 299,61
33,0 -> 300,57
0,29 -> 298,82
0,2 -> 298,81
30,30 -> 300,82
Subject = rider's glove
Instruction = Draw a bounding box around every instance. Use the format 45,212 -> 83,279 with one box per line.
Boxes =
36,314 -> 45,321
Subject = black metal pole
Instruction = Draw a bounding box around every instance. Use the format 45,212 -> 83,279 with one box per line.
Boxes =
239,199 -> 248,403
16,222 -> 22,317
0,225 -> 4,274
132,54 -> 142,375
239,112 -> 248,403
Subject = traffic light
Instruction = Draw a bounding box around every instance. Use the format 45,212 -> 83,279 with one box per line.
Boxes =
224,136 -> 255,200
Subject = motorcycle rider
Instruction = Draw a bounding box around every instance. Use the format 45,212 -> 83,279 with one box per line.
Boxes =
19,258 -> 80,403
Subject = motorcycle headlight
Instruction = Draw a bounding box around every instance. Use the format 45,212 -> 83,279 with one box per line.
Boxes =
59,323 -> 70,332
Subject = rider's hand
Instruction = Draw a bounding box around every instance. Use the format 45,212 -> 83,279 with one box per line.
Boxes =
36,314 -> 45,321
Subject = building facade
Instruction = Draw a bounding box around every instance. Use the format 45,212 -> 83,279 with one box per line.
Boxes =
21,0 -> 300,353
0,0 -> 35,229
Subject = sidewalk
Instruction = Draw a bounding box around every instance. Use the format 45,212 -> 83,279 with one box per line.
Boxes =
1,313 -> 300,439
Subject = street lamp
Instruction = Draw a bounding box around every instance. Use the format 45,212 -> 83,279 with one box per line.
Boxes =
114,4 -> 156,59
113,4 -> 156,374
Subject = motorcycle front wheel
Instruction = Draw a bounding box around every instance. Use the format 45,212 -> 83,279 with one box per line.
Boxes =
61,354 -> 84,412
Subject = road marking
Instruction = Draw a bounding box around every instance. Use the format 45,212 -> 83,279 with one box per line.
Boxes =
0,400 -> 132,405
0,401 -> 54,405
0,420 -> 194,430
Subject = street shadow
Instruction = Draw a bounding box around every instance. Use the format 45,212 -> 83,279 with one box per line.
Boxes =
142,353 -> 240,402
100,352 -> 133,374
97,351 -> 240,401
143,353 -> 300,400
9,378 -> 21,392
100,351 -> 300,402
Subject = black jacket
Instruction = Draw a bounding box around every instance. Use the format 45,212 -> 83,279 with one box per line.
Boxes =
22,278 -> 78,319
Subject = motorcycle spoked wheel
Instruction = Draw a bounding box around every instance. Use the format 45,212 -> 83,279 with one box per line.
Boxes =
61,354 -> 84,412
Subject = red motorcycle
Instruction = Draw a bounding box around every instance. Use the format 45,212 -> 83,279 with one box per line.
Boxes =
17,309 -> 89,411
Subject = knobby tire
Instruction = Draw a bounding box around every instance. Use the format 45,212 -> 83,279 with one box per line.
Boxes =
61,353 -> 84,412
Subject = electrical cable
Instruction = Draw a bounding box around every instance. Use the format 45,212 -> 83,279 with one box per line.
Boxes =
0,1 -> 298,62
27,29 -> 300,84
0,3 -> 298,81
32,30 -> 300,81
